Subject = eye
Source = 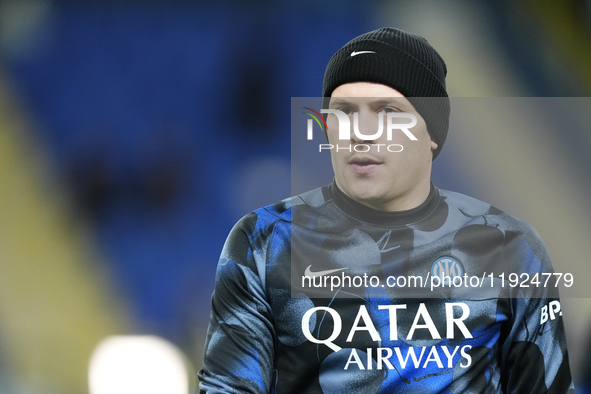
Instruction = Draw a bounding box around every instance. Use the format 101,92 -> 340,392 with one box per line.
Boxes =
381,106 -> 400,113
339,107 -> 354,115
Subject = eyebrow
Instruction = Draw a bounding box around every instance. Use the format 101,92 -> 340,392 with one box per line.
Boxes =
370,98 -> 408,108
329,99 -> 355,108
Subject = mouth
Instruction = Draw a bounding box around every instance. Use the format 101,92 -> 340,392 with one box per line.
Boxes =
348,156 -> 382,174
349,156 -> 382,166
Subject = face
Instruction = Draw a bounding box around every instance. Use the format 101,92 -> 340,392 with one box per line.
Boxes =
327,82 -> 437,212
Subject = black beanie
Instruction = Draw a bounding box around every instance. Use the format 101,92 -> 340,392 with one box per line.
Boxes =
322,27 -> 450,159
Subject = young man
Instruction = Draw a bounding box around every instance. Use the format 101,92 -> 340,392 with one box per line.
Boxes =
198,27 -> 574,393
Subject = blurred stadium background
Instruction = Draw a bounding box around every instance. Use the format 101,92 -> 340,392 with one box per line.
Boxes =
0,0 -> 590,392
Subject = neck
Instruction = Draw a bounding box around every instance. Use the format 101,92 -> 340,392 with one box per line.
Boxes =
328,180 -> 439,227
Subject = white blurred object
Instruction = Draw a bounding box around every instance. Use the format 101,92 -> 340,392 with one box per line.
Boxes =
88,336 -> 191,394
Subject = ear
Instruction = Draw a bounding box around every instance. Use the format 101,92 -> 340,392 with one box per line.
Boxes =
430,141 -> 438,151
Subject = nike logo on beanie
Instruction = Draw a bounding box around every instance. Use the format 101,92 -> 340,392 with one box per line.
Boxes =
350,50 -> 376,56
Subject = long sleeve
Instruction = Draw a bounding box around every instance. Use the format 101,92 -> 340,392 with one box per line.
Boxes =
199,213 -> 276,394
500,222 -> 575,393
501,296 -> 574,393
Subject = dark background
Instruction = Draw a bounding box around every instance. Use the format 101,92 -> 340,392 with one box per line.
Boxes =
0,0 -> 590,392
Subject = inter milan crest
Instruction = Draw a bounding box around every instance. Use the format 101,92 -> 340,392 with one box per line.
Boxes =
430,256 -> 464,287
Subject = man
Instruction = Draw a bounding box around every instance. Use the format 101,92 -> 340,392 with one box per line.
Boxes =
198,27 -> 574,393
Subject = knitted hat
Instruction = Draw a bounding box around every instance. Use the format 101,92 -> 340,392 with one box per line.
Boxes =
322,27 -> 450,159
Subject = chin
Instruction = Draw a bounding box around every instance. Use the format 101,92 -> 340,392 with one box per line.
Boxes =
347,184 -> 385,204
